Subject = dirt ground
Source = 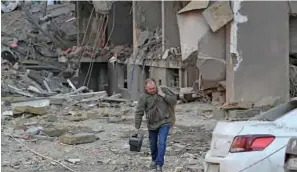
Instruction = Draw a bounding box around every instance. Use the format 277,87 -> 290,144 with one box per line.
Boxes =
1,102 -> 218,172
1,4 -> 218,172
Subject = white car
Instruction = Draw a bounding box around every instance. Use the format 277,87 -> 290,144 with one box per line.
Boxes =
204,100 -> 297,172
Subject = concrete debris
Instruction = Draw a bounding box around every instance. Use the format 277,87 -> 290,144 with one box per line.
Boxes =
12,99 -> 50,108
202,1 -> 233,32
1,2 -> 81,102
42,127 -> 64,137
186,165 -> 203,172
178,1 -> 209,14
174,166 -> 183,172
179,87 -> 197,103
41,114 -> 57,122
65,158 -> 81,164
226,109 -> 261,121
13,106 -> 47,116
7,85 -> 35,98
59,44 -> 132,64
135,28 -> 181,61
177,10 -> 208,61
211,91 -> 225,106
221,102 -> 253,110
254,96 -> 283,108
25,126 -> 44,136
59,133 -> 97,145
2,111 -> 14,117
212,109 -> 227,120
1,1 -> 21,13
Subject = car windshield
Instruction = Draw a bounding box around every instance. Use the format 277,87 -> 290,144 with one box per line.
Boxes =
250,100 -> 297,121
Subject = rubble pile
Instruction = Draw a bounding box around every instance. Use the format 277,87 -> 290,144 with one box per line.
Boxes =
135,28 -> 181,61
1,81 -> 133,140
59,44 -> 133,63
1,3 -> 78,98
1,2 -> 134,121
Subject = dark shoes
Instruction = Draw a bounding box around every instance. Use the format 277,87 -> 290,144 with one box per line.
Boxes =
156,165 -> 162,172
150,161 -> 162,172
150,161 -> 157,169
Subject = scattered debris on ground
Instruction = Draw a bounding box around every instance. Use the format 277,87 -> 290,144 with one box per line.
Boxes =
2,2 -> 290,172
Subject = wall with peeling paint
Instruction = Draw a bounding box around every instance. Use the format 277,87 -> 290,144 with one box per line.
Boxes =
228,1 -> 290,103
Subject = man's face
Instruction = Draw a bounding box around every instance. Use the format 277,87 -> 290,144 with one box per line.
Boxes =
145,81 -> 157,94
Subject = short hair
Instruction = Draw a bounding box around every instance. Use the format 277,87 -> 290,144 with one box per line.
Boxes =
144,78 -> 156,86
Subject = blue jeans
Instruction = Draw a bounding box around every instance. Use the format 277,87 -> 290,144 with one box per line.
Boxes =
148,124 -> 170,166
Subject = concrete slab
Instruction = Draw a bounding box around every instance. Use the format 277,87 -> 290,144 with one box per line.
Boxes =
289,1 -> 297,14
202,1 -> 233,32
178,1 -> 209,14
177,11 -> 209,61
92,1 -> 114,14
59,133 -> 97,145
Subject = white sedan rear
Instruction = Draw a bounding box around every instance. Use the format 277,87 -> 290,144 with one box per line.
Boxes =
204,100 -> 297,172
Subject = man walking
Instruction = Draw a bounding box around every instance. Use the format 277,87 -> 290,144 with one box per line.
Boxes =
134,78 -> 177,172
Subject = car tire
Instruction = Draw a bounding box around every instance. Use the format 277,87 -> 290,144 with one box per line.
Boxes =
285,155 -> 297,172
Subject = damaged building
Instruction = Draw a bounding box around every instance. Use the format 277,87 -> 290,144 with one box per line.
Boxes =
60,1 -> 297,107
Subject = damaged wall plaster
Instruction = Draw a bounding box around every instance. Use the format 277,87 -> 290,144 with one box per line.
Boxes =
230,0 -> 248,71
177,9 -> 226,83
177,11 -> 209,61
233,1 -> 289,103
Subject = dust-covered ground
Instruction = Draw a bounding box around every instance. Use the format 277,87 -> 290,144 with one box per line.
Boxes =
1,102 -> 218,172
1,3 -> 218,172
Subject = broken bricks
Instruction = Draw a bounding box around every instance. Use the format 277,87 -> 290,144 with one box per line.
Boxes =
59,133 -> 98,145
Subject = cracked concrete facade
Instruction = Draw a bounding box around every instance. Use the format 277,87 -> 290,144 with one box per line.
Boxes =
75,1 -> 292,104
226,1 -> 290,104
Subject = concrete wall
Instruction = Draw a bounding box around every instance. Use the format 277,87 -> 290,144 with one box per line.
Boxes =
164,1 -> 183,48
108,2 -> 133,45
150,67 -> 167,86
177,9 -> 226,88
290,17 -> 297,54
134,1 -> 162,31
129,1 -> 162,100
77,1 -> 99,46
77,63 -> 107,92
227,1 -> 290,103
127,64 -> 144,101
198,27 -> 226,82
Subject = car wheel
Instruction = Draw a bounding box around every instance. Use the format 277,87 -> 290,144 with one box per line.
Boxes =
285,155 -> 297,172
